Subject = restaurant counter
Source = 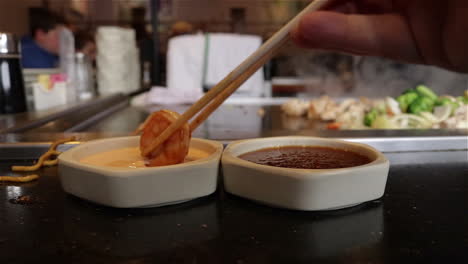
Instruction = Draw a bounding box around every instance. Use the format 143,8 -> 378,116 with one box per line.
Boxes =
0,94 -> 128,135
0,98 -> 467,263
2,97 -> 467,143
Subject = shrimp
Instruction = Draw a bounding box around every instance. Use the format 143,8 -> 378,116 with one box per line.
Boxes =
139,110 -> 191,167
133,113 -> 154,135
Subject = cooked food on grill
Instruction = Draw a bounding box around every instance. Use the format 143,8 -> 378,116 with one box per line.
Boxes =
0,174 -> 39,183
281,86 -> 468,129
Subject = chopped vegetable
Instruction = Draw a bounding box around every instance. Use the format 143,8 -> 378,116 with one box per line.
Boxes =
327,122 -> 341,130
415,85 -> 438,101
402,88 -> 416,94
408,96 -> 435,114
281,99 -> 310,117
390,114 -> 433,128
432,105 -> 452,122
385,97 -> 401,115
364,108 -> 380,127
419,112 -> 439,123
435,97 -> 452,106
281,87 -> 466,130
371,115 -> 395,129
456,96 -> 468,105
435,97 -> 460,114
396,91 -> 419,112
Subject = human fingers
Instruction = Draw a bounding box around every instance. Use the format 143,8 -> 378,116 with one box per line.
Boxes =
290,11 -> 423,64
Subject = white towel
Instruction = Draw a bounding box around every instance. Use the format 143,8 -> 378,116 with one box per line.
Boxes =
143,33 -> 265,106
166,34 -> 205,96
142,34 -> 206,105
205,33 -> 264,97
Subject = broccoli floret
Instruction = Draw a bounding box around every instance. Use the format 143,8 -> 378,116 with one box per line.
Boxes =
435,97 -> 452,106
364,108 -> 380,127
415,85 -> 438,101
408,96 -> 435,114
396,92 -> 419,112
456,96 -> 468,105
402,88 -> 416,94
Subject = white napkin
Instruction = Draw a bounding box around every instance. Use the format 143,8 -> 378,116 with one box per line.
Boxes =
143,34 -> 205,106
166,34 -> 205,95
205,33 -> 264,96
142,33 -> 265,107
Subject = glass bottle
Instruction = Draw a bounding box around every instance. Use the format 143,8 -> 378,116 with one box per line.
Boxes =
75,52 -> 95,101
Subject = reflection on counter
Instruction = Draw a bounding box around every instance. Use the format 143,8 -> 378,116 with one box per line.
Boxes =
87,104 -> 267,140
221,195 -> 384,262
63,196 -> 219,258
196,104 -> 265,139
308,204 -> 383,258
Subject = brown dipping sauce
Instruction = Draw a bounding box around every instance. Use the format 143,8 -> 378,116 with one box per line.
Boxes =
239,146 -> 372,169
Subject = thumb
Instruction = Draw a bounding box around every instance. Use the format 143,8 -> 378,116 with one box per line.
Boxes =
290,11 -> 422,63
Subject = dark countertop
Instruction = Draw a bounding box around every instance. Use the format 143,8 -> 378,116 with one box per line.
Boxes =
1,151 -> 467,263
1,99 -> 467,263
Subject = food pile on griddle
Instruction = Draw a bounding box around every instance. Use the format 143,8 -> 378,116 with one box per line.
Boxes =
281,86 -> 468,130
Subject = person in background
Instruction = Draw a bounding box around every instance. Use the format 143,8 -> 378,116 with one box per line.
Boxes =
290,0 -> 468,73
21,9 -> 65,68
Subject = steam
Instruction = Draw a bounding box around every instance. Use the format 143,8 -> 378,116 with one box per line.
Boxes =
288,51 -> 468,98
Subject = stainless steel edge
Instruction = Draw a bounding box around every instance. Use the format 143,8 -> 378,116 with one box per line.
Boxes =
384,151 -> 467,165
341,136 -> 468,152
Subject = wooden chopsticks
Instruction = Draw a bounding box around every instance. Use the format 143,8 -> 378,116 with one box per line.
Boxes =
142,0 -> 329,157
189,36 -> 289,132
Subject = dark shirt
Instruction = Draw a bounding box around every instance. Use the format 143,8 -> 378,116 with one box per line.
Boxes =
21,36 -> 59,68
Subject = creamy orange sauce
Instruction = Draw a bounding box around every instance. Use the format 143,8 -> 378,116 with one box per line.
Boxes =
80,147 -> 210,169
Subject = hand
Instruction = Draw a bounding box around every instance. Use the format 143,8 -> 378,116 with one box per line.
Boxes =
291,0 -> 468,73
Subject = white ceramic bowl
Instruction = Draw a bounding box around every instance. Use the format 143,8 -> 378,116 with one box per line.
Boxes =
222,136 -> 390,211
58,136 -> 223,208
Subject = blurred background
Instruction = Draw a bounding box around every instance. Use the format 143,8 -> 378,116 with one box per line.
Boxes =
0,0 -> 467,134
1,0 -> 466,99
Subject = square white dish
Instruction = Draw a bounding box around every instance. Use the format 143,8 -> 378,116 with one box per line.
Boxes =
222,136 -> 390,211
58,136 -> 223,208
